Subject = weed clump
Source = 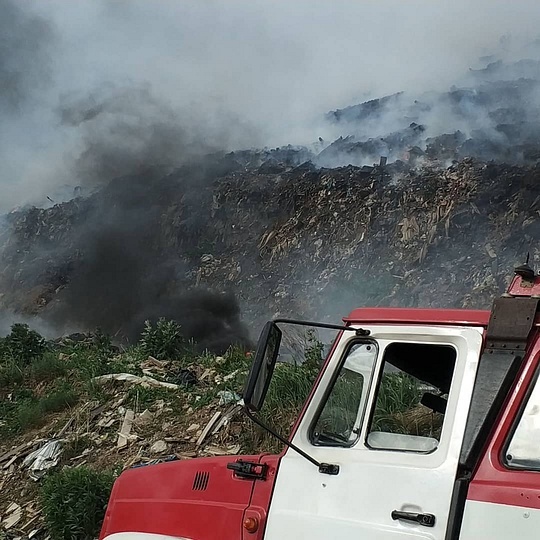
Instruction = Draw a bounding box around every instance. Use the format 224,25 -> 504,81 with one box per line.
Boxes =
0,383 -> 79,434
40,467 -> 114,540
139,318 -> 191,361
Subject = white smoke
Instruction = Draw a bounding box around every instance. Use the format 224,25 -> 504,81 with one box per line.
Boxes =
2,0 -> 540,211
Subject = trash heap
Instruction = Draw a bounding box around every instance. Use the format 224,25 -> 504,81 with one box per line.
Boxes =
0,338 -> 255,539
1,155 -> 539,339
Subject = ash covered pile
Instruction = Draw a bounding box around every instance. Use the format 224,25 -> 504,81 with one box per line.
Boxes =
1,153 -> 539,342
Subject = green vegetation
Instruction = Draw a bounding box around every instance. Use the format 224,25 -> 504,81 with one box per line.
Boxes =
0,323 -> 48,365
371,372 -> 444,438
0,382 -> 79,434
140,318 -> 193,361
40,467 -> 115,540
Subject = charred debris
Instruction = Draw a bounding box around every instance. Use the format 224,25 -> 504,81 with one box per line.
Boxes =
1,155 -> 539,343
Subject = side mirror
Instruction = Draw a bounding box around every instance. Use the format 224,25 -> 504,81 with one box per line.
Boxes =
243,321 -> 282,412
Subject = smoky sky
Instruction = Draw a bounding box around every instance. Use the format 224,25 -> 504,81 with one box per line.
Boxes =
2,0 -> 540,349
0,0 -> 52,112
1,0 -> 540,211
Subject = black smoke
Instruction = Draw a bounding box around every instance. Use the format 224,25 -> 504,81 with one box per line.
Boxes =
39,157 -> 252,353
57,86 -> 219,188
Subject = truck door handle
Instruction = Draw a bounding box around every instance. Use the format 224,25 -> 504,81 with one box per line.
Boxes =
391,510 -> 436,527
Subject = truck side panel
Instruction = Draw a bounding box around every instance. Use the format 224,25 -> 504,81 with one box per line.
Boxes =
460,330 -> 540,539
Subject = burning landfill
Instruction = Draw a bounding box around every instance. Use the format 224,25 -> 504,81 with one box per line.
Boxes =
2,54 -> 540,340
1,0 -> 540,538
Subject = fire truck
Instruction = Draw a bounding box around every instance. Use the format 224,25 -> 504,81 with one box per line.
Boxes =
99,262 -> 540,540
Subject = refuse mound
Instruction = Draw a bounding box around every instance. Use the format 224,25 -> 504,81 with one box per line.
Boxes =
0,156 -> 538,341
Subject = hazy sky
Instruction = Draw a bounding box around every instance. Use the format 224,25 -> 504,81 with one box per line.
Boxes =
2,0 -> 540,210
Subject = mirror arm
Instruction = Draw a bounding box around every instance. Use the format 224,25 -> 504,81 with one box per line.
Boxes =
244,407 -> 339,475
273,318 -> 370,336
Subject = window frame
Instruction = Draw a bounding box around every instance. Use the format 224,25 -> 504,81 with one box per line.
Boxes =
502,357 -> 540,471
363,341 -> 457,455
308,337 -> 378,448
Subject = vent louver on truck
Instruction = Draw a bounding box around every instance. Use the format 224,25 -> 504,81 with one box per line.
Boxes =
192,471 -> 210,491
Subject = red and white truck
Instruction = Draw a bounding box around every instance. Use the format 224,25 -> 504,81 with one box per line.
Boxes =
99,263 -> 540,540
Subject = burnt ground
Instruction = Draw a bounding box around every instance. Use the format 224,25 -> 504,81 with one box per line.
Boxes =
0,155 -> 538,343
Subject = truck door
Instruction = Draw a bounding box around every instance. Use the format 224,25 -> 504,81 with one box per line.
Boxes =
262,324 -> 483,540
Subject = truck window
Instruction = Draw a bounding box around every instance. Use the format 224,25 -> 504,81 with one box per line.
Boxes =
311,341 -> 377,447
366,342 -> 456,453
505,370 -> 540,470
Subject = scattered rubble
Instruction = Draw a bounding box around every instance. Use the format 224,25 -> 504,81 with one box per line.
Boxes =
23,440 -> 63,481
117,410 -> 135,449
0,348 -> 251,539
149,440 -> 168,454
2,157 -> 540,338
93,373 -> 180,390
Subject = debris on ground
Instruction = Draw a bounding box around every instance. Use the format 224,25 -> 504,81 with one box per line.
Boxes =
93,373 -> 180,390
22,440 -> 63,481
117,410 -> 135,449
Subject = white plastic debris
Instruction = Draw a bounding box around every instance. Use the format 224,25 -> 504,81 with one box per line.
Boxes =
22,440 -> 62,481
150,440 -> 168,454
217,390 -> 241,405
92,373 -> 180,390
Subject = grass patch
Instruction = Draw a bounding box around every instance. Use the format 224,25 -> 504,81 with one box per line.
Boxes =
0,360 -> 25,388
61,435 -> 92,462
371,372 -> 443,438
250,361 -> 318,453
40,466 -> 114,540
0,383 -> 79,435
41,384 -> 79,414
125,385 -> 178,411
29,352 -> 68,382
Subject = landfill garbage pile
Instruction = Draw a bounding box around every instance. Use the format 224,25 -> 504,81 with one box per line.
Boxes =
0,336 -> 258,539
0,154 -> 538,343
1,55 -> 540,340
319,58 -> 540,169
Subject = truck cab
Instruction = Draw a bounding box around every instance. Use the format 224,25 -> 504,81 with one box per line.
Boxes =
99,266 -> 540,540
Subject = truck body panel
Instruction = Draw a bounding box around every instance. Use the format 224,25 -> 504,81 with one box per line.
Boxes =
100,455 -> 270,540
460,328 -> 540,539
263,324 -> 484,540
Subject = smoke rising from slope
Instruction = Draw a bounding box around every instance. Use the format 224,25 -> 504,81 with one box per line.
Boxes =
2,0 -> 540,210
28,166 -> 253,352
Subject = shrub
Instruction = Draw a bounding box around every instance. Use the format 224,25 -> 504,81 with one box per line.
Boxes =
15,400 -> 43,431
61,435 -> 92,462
2,384 -> 79,435
0,323 -> 47,366
40,384 -> 79,414
40,467 -> 114,540
139,318 -> 190,360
